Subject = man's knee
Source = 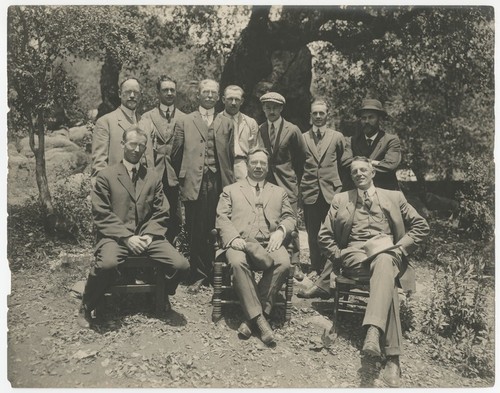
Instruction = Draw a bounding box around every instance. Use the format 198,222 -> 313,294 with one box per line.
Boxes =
272,247 -> 291,271
226,249 -> 248,270
96,241 -> 126,270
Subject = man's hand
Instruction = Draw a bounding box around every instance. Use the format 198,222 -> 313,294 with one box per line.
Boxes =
267,229 -> 284,252
124,235 -> 150,255
371,159 -> 380,166
230,238 -> 247,251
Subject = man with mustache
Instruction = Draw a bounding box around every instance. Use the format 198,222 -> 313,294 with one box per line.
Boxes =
343,99 -> 401,190
92,77 -> 153,178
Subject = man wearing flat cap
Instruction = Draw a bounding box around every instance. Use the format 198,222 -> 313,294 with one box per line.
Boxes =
257,92 -> 307,280
343,98 -> 401,190
317,155 -> 429,387
216,147 -> 296,345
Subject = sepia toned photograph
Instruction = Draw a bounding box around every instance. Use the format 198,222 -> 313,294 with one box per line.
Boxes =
4,3 -> 495,389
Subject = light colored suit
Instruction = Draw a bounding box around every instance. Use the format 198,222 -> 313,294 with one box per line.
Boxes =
300,127 -> 347,272
91,108 -> 153,177
343,130 -> 401,190
82,162 -> 189,312
216,180 -> 296,319
317,188 -> 429,356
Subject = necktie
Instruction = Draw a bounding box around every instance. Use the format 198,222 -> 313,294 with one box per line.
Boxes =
316,128 -> 322,155
131,167 -> 138,185
270,123 -> 276,146
363,190 -> 372,210
316,128 -> 322,141
165,108 -> 170,121
255,183 -> 261,197
366,138 -> 372,148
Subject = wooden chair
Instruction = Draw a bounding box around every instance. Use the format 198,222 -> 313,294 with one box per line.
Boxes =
211,230 -> 297,323
333,274 -> 370,328
100,256 -> 168,317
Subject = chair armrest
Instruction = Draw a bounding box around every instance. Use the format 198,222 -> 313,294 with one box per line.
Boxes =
210,228 -> 223,251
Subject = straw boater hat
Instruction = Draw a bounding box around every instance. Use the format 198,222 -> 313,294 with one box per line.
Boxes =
260,92 -> 286,105
360,234 -> 401,264
356,99 -> 388,118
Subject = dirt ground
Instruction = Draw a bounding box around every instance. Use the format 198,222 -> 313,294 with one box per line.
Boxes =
6,230 -> 494,389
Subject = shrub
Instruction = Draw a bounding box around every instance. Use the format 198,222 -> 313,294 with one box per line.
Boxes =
421,253 -> 494,378
457,154 -> 494,241
51,172 -> 94,244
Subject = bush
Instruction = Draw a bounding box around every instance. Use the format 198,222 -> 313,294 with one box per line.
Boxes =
51,173 -> 94,244
457,154 -> 494,241
421,253 -> 494,378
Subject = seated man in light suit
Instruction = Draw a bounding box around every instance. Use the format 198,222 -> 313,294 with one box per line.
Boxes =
318,156 -> 429,387
216,147 -> 296,345
78,125 -> 190,328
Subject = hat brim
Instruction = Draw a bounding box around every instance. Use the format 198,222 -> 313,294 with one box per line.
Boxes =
356,108 -> 388,118
361,244 -> 401,264
261,99 -> 285,105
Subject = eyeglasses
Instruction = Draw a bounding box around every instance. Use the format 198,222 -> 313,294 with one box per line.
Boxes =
125,142 -> 147,151
121,90 -> 141,96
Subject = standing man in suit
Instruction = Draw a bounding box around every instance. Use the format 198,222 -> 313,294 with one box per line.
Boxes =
257,92 -> 307,281
216,148 -> 296,345
316,156 -> 429,387
78,126 -> 190,328
343,99 -> 401,190
141,75 -> 186,243
221,85 -> 259,181
297,98 -> 348,280
92,77 -> 153,178
171,79 -> 234,292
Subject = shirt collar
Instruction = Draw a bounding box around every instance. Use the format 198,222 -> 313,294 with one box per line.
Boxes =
247,177 -> 265,189
357,185 -> 376,199
313,125 -> 326,135
268,117 -> 282,130
223,110 -> 241,121
199,106 -> 215,116
159,104 -> 174,113
120,105 -> 136,121
122,159 -> 139,174
366,131 -> 379,142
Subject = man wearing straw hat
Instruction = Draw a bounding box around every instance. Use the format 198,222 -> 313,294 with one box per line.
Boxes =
317,156 -> 429,387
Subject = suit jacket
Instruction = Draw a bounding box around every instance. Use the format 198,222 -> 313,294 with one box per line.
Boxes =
221,111 -> 259,158
343,130 -> 401,190
92,162 -> 169,251
317,188 -> 429,291
141,106 -> 186,187
257,119 -> 306,204
91,107 -> 153,177
171,110 -> 234,201
216,180 -> 296,248
301,127 -> 348,205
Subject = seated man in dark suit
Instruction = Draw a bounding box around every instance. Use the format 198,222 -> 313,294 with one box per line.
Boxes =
77,125 -> 190,328
317,156 -> 429,387
216,147 -> 296,345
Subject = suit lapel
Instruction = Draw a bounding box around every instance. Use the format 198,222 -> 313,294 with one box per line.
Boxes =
193,111 -> 208,141
151,108 -> 169,144
259,123 -> 273,155
369,131 -> 385,158
319,128 -> 335,162
305,129 -> 319,162
341,190 -> 358,247
273,119 -> 287,157
239,181 -> 255,209
117,163 -> 136,200
135,165 -> 148,200
261,182 -> 273,209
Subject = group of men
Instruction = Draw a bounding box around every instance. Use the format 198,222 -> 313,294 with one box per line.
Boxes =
77,75 -> 429,388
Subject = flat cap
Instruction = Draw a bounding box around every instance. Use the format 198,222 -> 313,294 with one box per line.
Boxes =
260,92 -> 286,105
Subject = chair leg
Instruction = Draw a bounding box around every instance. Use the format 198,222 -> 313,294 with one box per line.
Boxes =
212,261 -> 223,322
155,264 -> 166,316
284,266 -> 294,323
333,284 -> 340,331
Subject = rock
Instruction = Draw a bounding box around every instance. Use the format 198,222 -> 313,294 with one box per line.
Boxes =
69,126 -> 92,144
52,128 -> 70,138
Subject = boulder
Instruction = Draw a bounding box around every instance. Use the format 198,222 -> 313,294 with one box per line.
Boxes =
69,125 -> 92,144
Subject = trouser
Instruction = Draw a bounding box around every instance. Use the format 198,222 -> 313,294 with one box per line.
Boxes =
303,192 -> 330,273
288,198 -> 300,265
164,184 -> 182,243
82,238 -> 190,311
183,170 -> 219,283
226,245 -> 291,320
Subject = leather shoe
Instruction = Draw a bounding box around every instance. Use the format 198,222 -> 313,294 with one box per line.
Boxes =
362,325 -> 381,357
187,278 -> 204,294
293,264 -> 305,281
382,356 -> 401,388
76,304 -> 92,329
296,285 -> 331,299
237,320 -> 253,338
255,314 -> 275,345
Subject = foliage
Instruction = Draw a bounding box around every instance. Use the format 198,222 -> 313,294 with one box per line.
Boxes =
456,154 -> 494,241
51,173 -> 94,244
420,253 -> 494,378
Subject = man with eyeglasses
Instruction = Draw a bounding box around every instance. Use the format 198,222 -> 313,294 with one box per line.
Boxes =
141,75 -> 186,243
171,79 -> 234,293
92,77 -> 153,179
78,126 -> 190,328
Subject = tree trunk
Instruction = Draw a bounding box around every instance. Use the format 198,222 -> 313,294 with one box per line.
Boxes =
96,52 -> 122,120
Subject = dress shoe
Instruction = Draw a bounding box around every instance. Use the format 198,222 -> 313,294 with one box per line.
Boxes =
76,304 -> 92,329
382,356 -> 401,388
362,325 -> 381,357
255,314 -> 275,345
165,296 -> 172,313
187,278 -> 204,294
293,265 -> 305,281
237,320 -> 253,338
296,285 -> 331,299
